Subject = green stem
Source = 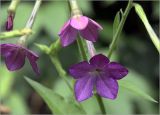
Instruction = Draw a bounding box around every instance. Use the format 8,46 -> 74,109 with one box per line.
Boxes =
18,0 -> 42,45
50,56 -> 72,91
77,37 -> 88,61
8,0 -> 20,14
107,0 -> 133,58
95,94 -> 106,114
0,28 -> 32,40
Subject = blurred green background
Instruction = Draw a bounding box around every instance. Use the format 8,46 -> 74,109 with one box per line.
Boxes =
0,0 -> 159,114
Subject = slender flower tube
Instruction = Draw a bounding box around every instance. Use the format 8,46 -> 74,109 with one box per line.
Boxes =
1,0 -> 42,75
5,0 -> 20,31
58,0 -> 103,47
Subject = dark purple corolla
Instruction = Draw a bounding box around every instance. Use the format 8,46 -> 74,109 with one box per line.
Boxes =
0,44 -> 40,75
59,16 -> 103,47
6,14 -> 14,31
69,54 -> 128,102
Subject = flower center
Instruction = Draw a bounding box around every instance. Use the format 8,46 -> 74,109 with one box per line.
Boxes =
89,68 -> 103,77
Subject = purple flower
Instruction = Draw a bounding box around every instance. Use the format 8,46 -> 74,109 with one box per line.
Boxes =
59,16 -> 103,47
5,14 -> 14,31
69,54 -> 128,102
0,44 -> 40,75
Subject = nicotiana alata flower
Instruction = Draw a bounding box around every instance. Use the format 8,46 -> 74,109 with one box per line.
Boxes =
0,44 -> 40,75
69,54 -> 128,102
59,16 -> 103,47
5,13 -> 14,31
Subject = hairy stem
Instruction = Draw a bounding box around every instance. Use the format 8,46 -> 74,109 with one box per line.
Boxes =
50,56 -> 72,91
8,0 -> 20,14
107,0 -> 133,58
0,29 -> 32,40
95,94 -> 106,114
18,0 -> 42,45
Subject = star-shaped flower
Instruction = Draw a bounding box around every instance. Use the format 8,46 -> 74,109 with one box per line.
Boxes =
69,54 -> 128,102
0,44 -> 40,75
59,16 -> 103,47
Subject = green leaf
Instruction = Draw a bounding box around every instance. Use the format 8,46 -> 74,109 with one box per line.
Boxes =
119,79 -> 158,103
5,92 -> 29,115
25,77 -> 85,114
0,65 -> 15,99
134,3 -> 160,53
113,11 -> 121,38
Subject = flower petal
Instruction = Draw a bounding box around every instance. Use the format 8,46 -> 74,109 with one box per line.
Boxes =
89,54 -> 109,68
69,61 -> 94,79
90,19 -> 103,30
96,76 -> 118,99
5,48 -> 26,71
107,62 -> 128,80
59,24 -> 78,47
6,15 -> 13,31
74,76 -> 96,102
58,20 -> 70,35
0,44 -> 18,57
26,49 -> 40,75
79,19 -> 101,42
70,16 -> 89,30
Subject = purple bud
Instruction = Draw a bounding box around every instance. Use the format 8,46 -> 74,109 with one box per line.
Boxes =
5,14 -> 14,31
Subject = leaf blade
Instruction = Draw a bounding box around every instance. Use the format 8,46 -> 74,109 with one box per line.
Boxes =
119,80 -> 158,103
134,3 -> 160,53
113,11 -> 121,38
25,77 -> 85,114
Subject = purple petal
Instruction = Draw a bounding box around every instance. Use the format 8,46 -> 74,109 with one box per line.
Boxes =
69,61 -> 94,79
6,15 -> 13,31
26,49 -> 40,75
79,19 -> 102,42
58,20 -> 70,35
89,54 -> 109,68
5,48 -> 26,71
70,16 -> 89,30
90,19 -> 103,30
108,62 -> 128,80
74,76 -> 96,102
0,44 -> 17,57
59,24 -> 78,47
96,76 -> 118,99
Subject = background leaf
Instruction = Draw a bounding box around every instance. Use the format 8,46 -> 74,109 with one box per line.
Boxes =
0,65 -> 15,99
119,70 -> 157,103
134,3 -> 160,53
113,11 -> 120,37
119,81 -> 157,103
25,77 -> 85,114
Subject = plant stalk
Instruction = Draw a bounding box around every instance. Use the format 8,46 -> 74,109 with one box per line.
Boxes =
50,56 -> 72,91
107,0 -> 133,58
68,0 -> 107,114
18,0 -> 42,45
